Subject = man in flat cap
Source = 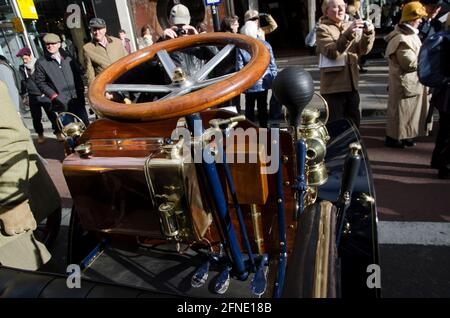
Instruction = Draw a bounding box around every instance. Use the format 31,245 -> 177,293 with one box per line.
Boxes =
16,47 -> 62,144
34,33 -> 89,126
83,17 -> 128,93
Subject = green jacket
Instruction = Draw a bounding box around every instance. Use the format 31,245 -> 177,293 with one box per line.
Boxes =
83,35 -> 128,85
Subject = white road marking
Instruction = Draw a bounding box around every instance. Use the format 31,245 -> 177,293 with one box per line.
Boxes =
378,221 -> 450,246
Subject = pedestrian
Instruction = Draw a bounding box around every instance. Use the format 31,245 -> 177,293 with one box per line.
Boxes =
346,0 -> 368,73
118,29 -> 132,54
160,4 -> 218,78
315,0 -> 375,128
0,55 -> 22,112
0,80 -> 61,270
34,33 -> 89,126
60,34 -> 78,60
243,9 -> 278,41
137,24 -> 154,49
161,4 -> 198,40
219,15 -> 241,113
384,1 -> 429,148
237,21 -> 278,128
430,18 -> 450,179
418,0 -> 443,41
196,22 -> 208,34
16,47 -> 62,144
83,18 -> 128,86
221,15 -> 239,34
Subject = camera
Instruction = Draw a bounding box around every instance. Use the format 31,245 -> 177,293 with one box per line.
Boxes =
175,28 -> 188,36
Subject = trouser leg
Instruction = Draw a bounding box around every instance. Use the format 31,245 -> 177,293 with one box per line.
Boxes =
432,111 -> 450,167
29,97 -> 44,135
256,90 -> 268,128
68,98 -> 90,127
245,93 -> 257,124
40,97 -> 60,134
345,90 -> 361,128
322,92 -> 345,124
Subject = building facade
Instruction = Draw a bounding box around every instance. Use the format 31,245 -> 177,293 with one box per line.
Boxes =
0,0 -> 390,71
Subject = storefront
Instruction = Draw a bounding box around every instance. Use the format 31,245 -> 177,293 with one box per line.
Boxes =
0,0 -> 36,69
128,0 -> 227,44
0,0 -> 97,68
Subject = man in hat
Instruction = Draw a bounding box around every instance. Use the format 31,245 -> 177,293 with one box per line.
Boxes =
384,1 -> 429,148
16,47 -> 62,144
161,4 -> 198,39
34,33 -> 89,126
243,9 -> 278,41
83,17 -> 128,90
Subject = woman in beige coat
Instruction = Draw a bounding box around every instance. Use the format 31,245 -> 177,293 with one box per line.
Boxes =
384,1 -> 429,148
316,0 -> 375,128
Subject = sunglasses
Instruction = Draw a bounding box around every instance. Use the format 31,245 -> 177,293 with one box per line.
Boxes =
45,42 -> 59,45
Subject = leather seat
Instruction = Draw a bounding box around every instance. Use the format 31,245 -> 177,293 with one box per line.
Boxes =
0,266 -> 177,298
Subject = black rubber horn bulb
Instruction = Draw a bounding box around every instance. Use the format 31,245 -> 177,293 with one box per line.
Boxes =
272,66 -> 315,126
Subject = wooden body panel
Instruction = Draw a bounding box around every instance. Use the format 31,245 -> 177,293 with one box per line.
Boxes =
64,110 -> 297,255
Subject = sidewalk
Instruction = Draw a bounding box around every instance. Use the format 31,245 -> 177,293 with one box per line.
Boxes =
274,54 -> 389,117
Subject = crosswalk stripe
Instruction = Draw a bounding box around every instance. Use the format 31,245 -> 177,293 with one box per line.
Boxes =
378,221 -> 450,246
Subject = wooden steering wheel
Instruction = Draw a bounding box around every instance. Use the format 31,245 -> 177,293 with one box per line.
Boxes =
89,33 -> 270,122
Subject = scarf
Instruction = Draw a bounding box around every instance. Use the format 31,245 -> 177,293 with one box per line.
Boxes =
24,57 -> 37,76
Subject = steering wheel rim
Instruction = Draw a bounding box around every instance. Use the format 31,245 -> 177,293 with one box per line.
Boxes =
89,32 -> 270,122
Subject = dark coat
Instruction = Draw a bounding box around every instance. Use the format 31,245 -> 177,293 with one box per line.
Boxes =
431,83 -> 450,114
34,51 -> 85,106
18,64 -> 42,96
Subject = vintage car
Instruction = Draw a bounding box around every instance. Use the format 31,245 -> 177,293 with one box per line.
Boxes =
0,33 -> 379,298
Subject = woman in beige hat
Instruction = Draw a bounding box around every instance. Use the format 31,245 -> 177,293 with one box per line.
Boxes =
384,1 -> 430,148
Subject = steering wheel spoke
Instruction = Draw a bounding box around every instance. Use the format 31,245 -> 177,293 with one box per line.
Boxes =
193,44 -> 235,82
191,72 -> 236,90
106,84 -> 174,94
157,49 -> 177,80
158,87 -> 193,101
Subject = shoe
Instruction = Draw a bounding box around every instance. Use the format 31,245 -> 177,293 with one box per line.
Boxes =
402,138 -> 416,147
55,132 -> 64,142
359,68 -> 368,73
385,136 -> 405,148
438,166 -> 450,179
37,134 -> 45,144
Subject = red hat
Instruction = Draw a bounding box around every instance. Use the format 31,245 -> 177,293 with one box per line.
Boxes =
16,47 -> 32,57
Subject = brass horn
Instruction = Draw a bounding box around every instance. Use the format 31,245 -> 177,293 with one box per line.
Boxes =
297,93 -> 330,206
56,112 -> 87,139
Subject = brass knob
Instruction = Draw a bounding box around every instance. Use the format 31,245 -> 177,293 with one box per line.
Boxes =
349,142 -> 362,156
75,143 -> 92,158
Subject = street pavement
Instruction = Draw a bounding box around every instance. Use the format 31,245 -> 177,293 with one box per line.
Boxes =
25,54 -> 450,297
